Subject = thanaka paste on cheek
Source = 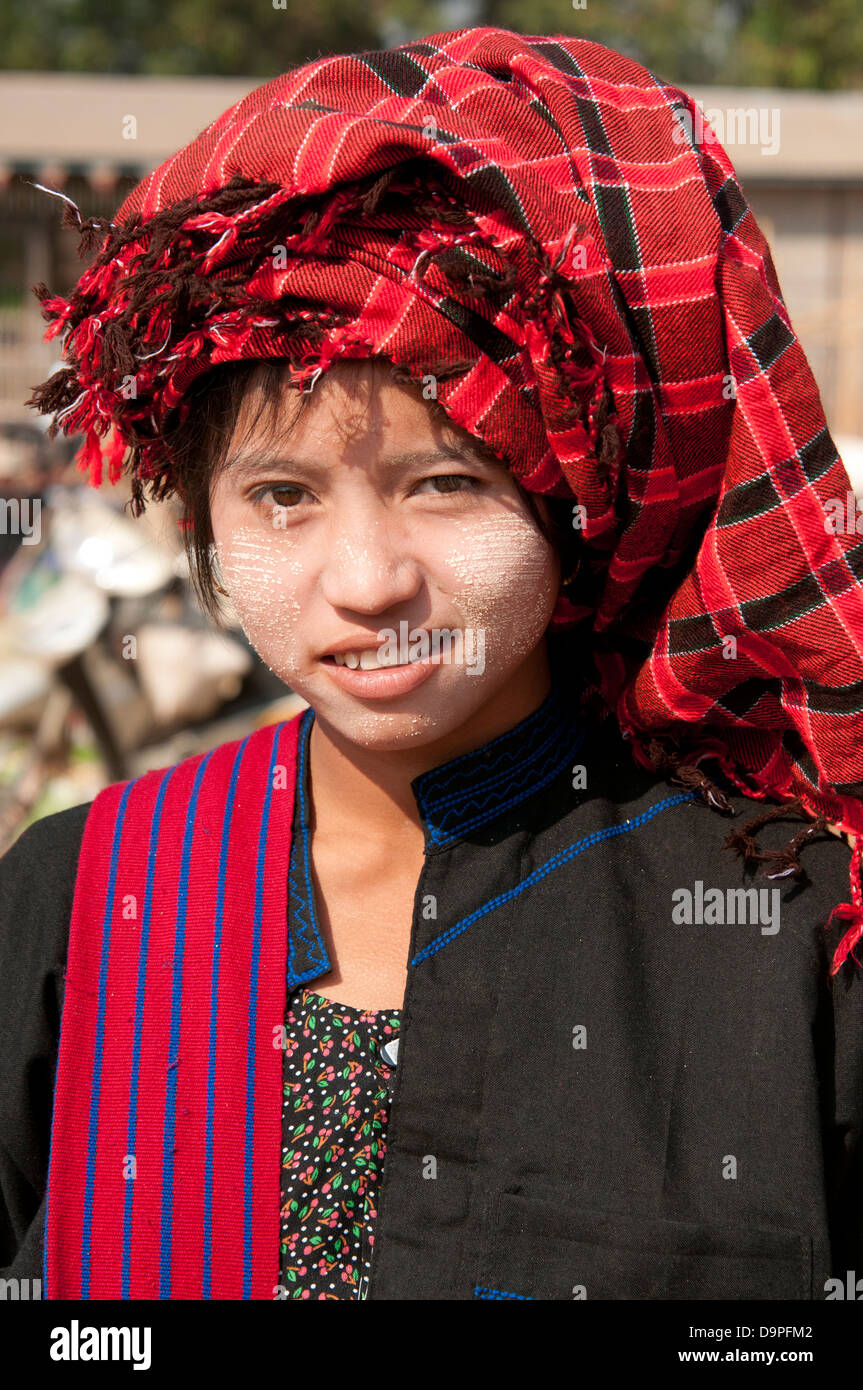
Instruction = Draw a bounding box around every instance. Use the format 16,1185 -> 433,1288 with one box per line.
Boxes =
215,525 -> 306,675
436,510 -> 558,669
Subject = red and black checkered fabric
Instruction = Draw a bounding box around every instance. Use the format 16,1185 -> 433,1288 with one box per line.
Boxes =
28,26 -> 863,964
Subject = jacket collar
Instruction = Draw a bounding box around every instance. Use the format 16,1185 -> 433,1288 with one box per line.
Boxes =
410,686 -> 586,851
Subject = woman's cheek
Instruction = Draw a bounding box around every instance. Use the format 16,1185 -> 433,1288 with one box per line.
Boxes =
215,528 -> 307,679
432,512 -> 558,664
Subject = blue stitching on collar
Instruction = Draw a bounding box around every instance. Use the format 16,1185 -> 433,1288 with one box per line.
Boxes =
411,790 -> 699,964
473,1285 -> 534,1299
423,724 -> 587,850
286,707 -> 330,986
420,696 -> 573,811
415,690 -> 559,791
414,694 -> 585,849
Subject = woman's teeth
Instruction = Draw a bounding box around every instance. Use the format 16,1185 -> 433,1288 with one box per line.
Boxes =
331,635 -> 440,670
333,649 -> 414,670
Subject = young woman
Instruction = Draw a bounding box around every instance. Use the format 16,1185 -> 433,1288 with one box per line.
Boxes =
3,26 -> 863,1302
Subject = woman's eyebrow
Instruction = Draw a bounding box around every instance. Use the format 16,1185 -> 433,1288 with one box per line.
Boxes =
226,443 -> 494,479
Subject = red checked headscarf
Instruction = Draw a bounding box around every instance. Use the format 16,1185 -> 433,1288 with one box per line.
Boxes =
28,26 -> 863,967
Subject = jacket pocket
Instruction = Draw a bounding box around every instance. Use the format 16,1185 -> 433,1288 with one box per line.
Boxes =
474,1191 -> 813,1300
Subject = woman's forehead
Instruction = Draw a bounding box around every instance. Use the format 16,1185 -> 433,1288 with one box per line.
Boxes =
230,357 -> 497,465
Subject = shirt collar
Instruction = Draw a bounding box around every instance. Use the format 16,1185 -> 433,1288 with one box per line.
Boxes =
410,685 -> 586,851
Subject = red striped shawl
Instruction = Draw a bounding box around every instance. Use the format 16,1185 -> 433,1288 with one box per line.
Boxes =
44,714 -> 300,1299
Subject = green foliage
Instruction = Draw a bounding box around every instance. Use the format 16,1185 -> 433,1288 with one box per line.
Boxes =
485,0 -> 863,88
733,0 -> 863,88
0,0 -> 859,88
0,0 -> 446,76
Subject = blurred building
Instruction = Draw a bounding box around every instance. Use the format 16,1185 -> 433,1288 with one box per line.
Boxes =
0,72 -> 251,426
1,72 -> 862,456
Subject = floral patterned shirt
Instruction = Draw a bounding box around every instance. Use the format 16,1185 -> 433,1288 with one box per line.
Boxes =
278,986 -> 402,1300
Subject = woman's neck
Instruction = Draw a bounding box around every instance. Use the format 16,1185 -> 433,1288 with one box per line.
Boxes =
307,647 -> 553,843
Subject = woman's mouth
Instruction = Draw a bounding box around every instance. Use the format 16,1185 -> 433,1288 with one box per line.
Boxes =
318,632 -> 445,699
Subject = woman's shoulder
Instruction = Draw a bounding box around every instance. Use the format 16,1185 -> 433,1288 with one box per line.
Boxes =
1,799 -> 92,881
0,802 -> 93,968
571,708 -> 859,970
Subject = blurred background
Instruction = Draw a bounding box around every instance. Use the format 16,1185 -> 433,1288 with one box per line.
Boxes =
0,0 -> 861,849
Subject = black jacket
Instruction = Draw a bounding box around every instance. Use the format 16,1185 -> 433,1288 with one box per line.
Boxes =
1,687 -> 861,1299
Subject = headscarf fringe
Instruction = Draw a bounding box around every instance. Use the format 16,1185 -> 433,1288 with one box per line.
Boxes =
643,732 -> 863,974
824,840 -> 863,974
26,163 -> 619,503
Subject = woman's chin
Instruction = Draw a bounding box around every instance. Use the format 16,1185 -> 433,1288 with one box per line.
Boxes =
293,664 -> 495,750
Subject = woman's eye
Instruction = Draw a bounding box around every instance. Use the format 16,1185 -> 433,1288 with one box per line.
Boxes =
247,474 -> 482,509
413,473 -> 481,495
250,483 -> 309,508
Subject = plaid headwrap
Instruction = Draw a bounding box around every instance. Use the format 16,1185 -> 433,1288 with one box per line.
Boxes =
27,26 -> 863,968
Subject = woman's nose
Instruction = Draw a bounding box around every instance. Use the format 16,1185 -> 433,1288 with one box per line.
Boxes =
318,512 -> 421,615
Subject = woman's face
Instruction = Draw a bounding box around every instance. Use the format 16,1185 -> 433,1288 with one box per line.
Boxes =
208,359 -> 561,751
